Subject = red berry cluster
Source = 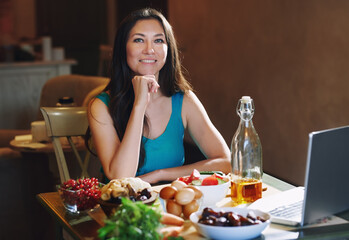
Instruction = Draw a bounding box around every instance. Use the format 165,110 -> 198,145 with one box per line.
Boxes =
59,177 -> 101,212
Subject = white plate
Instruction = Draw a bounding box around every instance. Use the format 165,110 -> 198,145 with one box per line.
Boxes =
190,207 -> 270,240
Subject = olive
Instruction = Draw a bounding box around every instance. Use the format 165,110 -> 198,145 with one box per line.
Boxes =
109,196 -> 122,204
140,188 -> 151,199
138,195 -> 148,201
129,196 -> 136,202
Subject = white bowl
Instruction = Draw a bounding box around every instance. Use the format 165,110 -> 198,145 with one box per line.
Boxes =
190,207 -> 271,240
195,174 -> 230,207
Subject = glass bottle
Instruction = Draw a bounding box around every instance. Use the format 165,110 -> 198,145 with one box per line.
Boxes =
230,96 -> 263,205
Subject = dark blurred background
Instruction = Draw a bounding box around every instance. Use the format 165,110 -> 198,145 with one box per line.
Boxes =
34,0 -> 167,75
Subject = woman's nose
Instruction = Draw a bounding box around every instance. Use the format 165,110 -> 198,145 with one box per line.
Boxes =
143,42 -> 155,54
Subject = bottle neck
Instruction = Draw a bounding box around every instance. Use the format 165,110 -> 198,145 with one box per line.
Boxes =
236,99 -> 254,122
239,118 -> 254,128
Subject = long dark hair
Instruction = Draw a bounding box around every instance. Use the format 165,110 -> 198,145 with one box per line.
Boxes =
87,8 -> 192,170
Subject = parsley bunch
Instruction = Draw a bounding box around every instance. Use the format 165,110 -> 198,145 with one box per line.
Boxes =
98,197 -> 162,240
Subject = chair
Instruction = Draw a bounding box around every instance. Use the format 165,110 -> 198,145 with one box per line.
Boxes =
40,107 -> 90,183
37,74 -> 109,119
82,84 -> 107,107
0,74 -> 109,151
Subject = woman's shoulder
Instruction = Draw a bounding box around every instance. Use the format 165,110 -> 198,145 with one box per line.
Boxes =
182,90 -> 205,114
89,92 -> 110,113
183,90 -> 200,105
172,90 -> 197,107
95,91 -> 110,107
181,90 -> 208,128
96,91 -> 110,101
88,93 -> 112,124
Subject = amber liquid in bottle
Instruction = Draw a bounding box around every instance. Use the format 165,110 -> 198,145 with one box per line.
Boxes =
231,178 -> 262,204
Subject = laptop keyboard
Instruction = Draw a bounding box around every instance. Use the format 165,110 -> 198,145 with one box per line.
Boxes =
269,200 -> 303,219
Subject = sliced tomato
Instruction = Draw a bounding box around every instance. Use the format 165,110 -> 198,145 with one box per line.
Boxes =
201,175 -> 219,186
213,173 -> 224,180
178,176 -> 190,185
179,169 -> 201,185
189,169 -> 201,182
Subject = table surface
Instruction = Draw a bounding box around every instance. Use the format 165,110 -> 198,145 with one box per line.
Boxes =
37,192 -> 101,239
37,174 -> 349,240
10,135 -> 85,153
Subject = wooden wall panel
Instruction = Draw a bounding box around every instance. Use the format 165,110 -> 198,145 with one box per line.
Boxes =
169,0 -> 349,185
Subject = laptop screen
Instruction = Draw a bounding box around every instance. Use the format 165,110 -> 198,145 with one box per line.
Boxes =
248,125 -> 349,226
303,125 -> 349,225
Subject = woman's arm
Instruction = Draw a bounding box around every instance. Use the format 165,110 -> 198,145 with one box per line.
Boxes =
139,91 -> 231,184
88,75 -> 159,180
183,91 -> 231,170
88,98 -> 145,179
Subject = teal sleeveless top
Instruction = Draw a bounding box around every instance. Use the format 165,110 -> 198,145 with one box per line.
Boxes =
96,92 -> 185,176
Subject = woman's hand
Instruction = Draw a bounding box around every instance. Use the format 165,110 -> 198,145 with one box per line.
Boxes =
138,169 -> 162,184
132,75 -> 160,108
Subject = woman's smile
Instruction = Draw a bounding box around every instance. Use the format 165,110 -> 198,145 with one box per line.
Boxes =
139,59 -> 157,63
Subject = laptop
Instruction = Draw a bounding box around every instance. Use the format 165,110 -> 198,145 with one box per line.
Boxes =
248,125 -> 349,226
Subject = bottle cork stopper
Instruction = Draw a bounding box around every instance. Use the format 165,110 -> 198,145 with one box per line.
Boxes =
241,96 -> 252,103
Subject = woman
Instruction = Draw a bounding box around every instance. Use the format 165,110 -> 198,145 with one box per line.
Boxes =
88,8 -> 231,184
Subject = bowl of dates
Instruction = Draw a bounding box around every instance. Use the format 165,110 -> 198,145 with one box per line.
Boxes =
190,207 -> 270,240
57,177 -> 102,214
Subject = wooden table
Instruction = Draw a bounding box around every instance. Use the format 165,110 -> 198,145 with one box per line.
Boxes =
10,135 -> 85,153
10,135 -> 89,180
37,174 -> 349,240
7,135 -> 89,239
37,192 -> 101,239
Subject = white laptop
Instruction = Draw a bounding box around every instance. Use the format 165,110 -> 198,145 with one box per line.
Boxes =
248,125 -> 349,226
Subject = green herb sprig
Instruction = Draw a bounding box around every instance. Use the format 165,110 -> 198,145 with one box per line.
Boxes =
98,197 -> 163,240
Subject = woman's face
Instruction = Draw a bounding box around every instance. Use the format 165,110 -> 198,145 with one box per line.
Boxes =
126,19 -> 168,79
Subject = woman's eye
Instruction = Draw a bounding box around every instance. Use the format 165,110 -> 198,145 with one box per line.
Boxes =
134,38 -> 144,43
154,38 -> 165,43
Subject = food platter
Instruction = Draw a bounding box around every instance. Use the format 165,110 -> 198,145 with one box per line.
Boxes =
98,191 -> 158,216
97,178 -> 157,216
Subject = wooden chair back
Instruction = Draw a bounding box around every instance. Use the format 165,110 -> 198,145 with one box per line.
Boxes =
40,107 -> 90,183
